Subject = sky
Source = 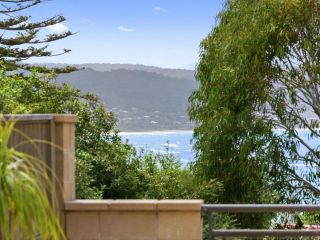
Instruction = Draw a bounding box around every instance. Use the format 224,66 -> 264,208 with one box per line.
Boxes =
26,0 -> 225,69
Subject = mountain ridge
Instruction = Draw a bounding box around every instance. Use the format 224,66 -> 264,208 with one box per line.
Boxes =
54,63 -> 197,131
43,63 -> 195,80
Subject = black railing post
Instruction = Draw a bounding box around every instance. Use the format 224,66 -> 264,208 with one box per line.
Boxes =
208,211 -> 214,240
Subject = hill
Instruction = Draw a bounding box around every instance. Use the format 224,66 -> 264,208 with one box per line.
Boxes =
56,64 -> 197,131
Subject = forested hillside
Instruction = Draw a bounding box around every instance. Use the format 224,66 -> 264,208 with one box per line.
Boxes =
56,64 -> 197,131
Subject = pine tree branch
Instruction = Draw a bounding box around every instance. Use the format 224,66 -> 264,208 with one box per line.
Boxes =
30,31 -> 74,44
17,63 -> 78,74
0,0 -> 40,13
0,30 -> 38,45
0,15 -> 30,28
0,15 -> 65,30
0,30 -> 73,45
0,0 -> 74,73
0,0 -> 37,3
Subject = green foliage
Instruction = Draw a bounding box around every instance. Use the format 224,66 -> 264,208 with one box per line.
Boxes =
189,0 -> 280,228
77,144 -> 223,201
0,69 -> 127,198
0,69 -> 224,205
0,119 -> 65,239
75,151 -> 104,199
301,212 -> 320,225
127,150 -> 223,201
260,0 -> 320,202
189,1 -> 272,198
189,0 -> 320,226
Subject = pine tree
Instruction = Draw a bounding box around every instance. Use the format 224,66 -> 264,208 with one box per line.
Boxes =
0,0 -> 75,73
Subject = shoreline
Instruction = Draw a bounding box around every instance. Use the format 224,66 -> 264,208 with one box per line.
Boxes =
119,128 -> 316,135
119,129 -> 194,135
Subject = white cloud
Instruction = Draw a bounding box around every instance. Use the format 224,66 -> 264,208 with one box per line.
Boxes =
118,26 -> 135,32
46,23 -> 69,33
154,6 -> 168,13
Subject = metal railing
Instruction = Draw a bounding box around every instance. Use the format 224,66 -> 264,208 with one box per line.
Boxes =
202,204 -> 320,239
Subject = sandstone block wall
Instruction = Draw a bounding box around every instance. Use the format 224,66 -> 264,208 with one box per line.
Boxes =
5,114 -> 203,240
65,199 -> 203,240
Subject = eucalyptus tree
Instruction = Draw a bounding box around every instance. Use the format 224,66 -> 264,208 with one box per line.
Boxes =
0,0 -> 74,72
189,0 -> 320,219
262,0 -> 320,201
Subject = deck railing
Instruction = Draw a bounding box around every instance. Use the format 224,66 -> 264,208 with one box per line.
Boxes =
202,204 -> 320,239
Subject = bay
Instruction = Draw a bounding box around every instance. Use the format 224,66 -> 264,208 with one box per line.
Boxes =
120,131 -> 194,164
120,129 -> 319,165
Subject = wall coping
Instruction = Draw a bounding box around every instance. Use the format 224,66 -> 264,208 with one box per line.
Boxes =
3,114 -> 79,123
65,200 -> 203,212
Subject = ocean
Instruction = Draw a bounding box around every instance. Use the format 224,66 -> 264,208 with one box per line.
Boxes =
120,130 -> 319,165
120,131 -> 194,164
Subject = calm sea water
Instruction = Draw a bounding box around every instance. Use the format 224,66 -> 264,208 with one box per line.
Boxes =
120,130 -> 319,164
120,131 -> 194,164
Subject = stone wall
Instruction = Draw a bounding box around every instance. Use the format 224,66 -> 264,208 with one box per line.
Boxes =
6,114 -> 203,240
6,114 -> 78,228
65,200 -> 203,240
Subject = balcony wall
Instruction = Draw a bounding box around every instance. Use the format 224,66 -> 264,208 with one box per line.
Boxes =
6,114 -> 78,228
65,199 -> 203,240
6,114 -> 203,240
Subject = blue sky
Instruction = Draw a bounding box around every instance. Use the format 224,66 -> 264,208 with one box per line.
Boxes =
27,0 -> 225,69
